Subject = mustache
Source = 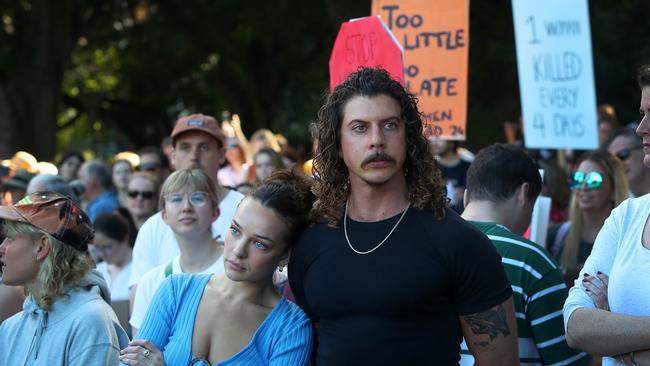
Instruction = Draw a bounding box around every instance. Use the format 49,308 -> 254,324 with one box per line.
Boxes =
361,152 -> 395,167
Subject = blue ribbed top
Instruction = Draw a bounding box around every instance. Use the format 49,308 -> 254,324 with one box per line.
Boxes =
129,274 -> 313,366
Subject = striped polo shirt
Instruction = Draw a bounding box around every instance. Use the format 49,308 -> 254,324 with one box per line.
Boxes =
460,221 -> 589,366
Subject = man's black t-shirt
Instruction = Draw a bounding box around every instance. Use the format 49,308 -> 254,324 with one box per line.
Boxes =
289,207 -> 512,366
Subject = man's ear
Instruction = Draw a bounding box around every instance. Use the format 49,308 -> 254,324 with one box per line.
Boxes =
170,148 -> 177,168
35,235 -> 51,262
517,182 -> 531,206
212,206 -> 221,222
463,189 -> 469,208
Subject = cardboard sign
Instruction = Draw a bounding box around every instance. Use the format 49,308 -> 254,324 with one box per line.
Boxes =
371,0 -> 469,140
512,0 -> 598,149
329,16 -> 405,90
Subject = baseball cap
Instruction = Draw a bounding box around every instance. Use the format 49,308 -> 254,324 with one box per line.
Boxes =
0,191 -> 94,251
171,114 -> 225,147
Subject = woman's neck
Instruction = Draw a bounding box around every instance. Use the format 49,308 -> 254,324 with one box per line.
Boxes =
177,231 -> 223,273
581,204 -> 613,242
216,275 -> 279,308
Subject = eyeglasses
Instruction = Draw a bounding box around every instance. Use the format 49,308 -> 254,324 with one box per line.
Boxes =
615,146 -> 643,161
128,190 -> 155,200
570,171 -> 604,190
164,192 -> 210,208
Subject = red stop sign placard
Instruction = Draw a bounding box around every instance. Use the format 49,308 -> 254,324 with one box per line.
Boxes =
329,15 -> 405,91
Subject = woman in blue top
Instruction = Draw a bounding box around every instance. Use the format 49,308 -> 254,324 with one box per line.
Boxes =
119,170 -> 315,366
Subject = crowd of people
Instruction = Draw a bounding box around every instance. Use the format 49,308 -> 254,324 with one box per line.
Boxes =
1,65 -> 650,365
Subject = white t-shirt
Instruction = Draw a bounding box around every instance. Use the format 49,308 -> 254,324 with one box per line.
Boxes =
96,261 -> 132,302
129,255 -> 224,329
128,189 -> 244,288
563,194 -> 650,366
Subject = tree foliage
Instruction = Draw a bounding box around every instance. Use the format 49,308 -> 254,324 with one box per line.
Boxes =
1,0 -> 649,160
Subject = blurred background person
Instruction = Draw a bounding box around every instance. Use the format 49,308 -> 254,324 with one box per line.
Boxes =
547,151 -> 628,285
57,151 -> 84,182
90,212 -> 133,303
218,137 -> 254,189
112,159 -> 133,208
254,147 -> 284,184
607,124 -> 650,198
1,169 -> 34,204
78,159 -> 120,222
250,128 -> 281,155
26,173 -> 74,199
597,104 -> 620,148
538,159 -> 571,226
125,172 -> 160,230
428,138 -> 472,213
137,146 -> 171,184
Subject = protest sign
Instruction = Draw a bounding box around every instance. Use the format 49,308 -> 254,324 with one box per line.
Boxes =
329,16 -> 404,90
371,0 -> 469,140
512,0 -> 598,149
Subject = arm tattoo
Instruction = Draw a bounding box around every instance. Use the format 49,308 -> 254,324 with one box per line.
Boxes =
463,305 -> 511,346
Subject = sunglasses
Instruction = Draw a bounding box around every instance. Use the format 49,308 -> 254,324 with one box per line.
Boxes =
164,192 -> 210,208
128,190 -> 155,199
615,146 -> 643,161
136,162 -> 161,172
570,171 -> 604,190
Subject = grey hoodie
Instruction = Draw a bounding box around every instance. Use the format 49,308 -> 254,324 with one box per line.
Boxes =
0,269 -> 129,366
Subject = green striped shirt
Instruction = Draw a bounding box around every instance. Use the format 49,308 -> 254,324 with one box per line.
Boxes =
460,222 -> 589,366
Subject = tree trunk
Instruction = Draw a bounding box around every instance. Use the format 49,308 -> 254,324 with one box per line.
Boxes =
0,0 -> 74,161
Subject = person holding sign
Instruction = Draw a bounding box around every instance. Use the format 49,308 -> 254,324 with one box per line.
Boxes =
563,65 -> 650,366
289,68 -> 518,365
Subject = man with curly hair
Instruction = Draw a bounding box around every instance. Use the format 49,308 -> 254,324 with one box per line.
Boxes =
289,68 -> 518,365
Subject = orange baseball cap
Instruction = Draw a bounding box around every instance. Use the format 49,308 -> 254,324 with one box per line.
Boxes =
170,114 -> 225,147
0,192 -> 94,251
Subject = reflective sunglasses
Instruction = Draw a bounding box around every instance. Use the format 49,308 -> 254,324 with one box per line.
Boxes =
615,146 -> 643,161
570,171 -> 604,190
164,192 -> 209,208
128,190 -> 155,200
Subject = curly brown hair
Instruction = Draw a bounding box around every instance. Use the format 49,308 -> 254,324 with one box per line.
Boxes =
312,67 -> 448,226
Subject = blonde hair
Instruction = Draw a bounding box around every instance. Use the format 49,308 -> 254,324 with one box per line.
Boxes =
250,129 -> 281,153
158,169 -> 218,211
560,151 -> 628,272
4,221 -> 92,311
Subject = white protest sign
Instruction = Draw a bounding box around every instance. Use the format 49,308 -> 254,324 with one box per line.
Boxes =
512,0 -> 597,149
529,170 -> 551,247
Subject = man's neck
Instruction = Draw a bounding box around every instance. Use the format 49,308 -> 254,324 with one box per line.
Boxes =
176,231 -> 222,273
462,201 -> 514,232
347,176 -> 409,222
437,151 -> 461,167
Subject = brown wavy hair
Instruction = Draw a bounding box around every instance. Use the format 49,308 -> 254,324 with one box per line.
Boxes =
313,67 -> 448,226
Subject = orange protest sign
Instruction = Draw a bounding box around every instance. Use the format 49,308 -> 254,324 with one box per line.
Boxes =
371,0 -> 469,140
329,16 -> 405,91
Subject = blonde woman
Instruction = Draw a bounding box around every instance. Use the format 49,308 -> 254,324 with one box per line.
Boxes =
548,150 -> 628,285
129,169 -> 224,335
0,191 -> 129,365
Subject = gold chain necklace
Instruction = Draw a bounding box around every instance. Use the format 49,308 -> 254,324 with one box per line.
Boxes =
344,201 -> 411,255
